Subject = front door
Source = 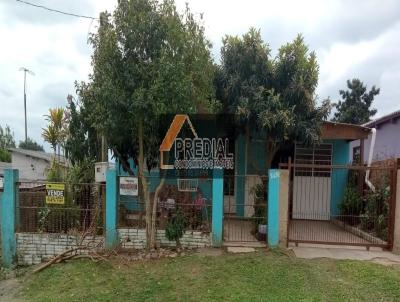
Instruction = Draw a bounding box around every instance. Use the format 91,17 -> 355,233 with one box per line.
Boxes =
292,144 -> 332,220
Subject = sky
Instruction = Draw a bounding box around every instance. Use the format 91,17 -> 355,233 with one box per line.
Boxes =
1,0 -> 399,151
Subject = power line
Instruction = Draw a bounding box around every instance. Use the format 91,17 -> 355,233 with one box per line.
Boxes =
15,0 -> 99,20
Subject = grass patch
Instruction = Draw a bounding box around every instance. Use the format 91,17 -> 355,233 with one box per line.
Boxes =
20,250 -> 400,301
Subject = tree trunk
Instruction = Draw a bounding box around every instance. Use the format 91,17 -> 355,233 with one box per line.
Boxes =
149,177 -> 165,249
266,140 -> 278,172
138,119 -> 152,250
112,147 -> 135,176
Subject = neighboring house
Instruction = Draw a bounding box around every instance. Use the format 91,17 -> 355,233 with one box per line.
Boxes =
0,161 -> 12,188
350,110 -> 400,164
8,148 -> 68,183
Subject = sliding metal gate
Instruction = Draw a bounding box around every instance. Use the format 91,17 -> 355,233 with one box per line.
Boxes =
288,163 -> 396,250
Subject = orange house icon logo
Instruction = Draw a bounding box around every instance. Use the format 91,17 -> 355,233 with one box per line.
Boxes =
159,114 -> 198,169
159,114 -> 234,170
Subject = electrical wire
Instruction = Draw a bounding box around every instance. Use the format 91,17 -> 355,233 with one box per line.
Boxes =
15,0 -> 99,20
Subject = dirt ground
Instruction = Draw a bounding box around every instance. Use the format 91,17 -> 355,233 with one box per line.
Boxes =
0,277 -> 22,302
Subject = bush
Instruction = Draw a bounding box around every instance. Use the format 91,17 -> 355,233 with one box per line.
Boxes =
165,208 -> 187,249
339,186 -> 363,217
46,160 -> 66,182
360,187 -> 389,240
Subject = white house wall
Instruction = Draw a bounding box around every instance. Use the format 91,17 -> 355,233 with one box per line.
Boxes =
11,152 -> 49,181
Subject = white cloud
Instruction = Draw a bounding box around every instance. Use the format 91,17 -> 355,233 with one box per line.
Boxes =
0,0 -> 399,151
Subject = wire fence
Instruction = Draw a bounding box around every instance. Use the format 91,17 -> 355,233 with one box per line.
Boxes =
17,182 -> 105,235
223,175 -> 267,243
118,177 -> 213,233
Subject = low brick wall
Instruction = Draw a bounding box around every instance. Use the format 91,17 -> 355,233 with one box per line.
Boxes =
16,233 -> 104,265
16,229 -> 211,265
118,228 -> 211,249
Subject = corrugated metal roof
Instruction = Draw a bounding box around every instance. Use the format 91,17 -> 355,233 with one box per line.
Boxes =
7,148 -> 68,165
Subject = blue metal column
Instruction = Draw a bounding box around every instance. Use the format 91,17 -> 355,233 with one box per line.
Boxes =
212,168 -> 223,247
105,168 -> 118,249
1,169 -> 19,267
268,169 -> 280,247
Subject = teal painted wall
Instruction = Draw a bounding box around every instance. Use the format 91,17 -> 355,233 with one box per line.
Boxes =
116,159 -> 213,212
246,136 -> 266,175
325,140 -> 350,216
234,133 -> 267,217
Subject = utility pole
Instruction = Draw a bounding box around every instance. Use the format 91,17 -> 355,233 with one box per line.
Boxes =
19,67 -> 35,142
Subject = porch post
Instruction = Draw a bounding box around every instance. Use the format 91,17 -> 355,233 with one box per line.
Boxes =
392,167 -> 400,252
1,169 -> 19,268
268,169 -> 280,248
212,168 -> 223,247
278,169 -> 289,248
105,168 -> 118,249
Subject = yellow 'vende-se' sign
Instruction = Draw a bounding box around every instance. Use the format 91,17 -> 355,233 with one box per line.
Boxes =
46,183 -> 65,205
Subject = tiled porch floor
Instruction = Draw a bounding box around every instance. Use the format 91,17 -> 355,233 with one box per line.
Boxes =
289,220 -> 370,244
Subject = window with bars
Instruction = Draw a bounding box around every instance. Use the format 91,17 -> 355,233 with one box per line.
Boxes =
294,144 -> 332,177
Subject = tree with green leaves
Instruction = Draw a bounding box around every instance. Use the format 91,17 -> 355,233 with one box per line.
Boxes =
63,94 -> 102,184
18,137 -> 44,151
77,0 -> 215,249
218,31 -> 330,169
42,108 -> 68,182
0,125 -> 16,162
65,95 -> 101,161
42,108 -> 67,157
332,79 -> 379,124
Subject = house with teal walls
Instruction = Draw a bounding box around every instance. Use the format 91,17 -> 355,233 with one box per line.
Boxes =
114,119 -> 371,232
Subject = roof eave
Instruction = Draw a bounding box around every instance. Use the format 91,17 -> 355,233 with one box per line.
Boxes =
321,121 -> 371,140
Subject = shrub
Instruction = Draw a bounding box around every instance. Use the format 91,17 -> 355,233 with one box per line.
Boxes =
165,208 -> 187,249
339,186 -> 363,217
360,187 -> 389,241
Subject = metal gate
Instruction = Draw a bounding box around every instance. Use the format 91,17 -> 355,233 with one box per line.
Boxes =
223,175 -> 267,244
287,163 -> 397,249
293,144 -> 332,220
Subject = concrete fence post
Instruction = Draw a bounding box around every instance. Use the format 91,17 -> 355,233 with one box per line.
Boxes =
1,169 -> 19,267
105,168 -> 118,249
212,168 -> 223,247
268,169 -> 280,248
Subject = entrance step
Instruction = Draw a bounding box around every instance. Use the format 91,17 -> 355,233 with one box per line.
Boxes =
227,247 -> 256,254
223,241 -> 266,248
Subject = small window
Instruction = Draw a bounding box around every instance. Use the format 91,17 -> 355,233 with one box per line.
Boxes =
353,146 -> 361,164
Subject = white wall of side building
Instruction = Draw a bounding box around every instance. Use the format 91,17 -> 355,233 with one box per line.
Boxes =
11,152 -> 49,181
